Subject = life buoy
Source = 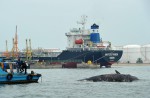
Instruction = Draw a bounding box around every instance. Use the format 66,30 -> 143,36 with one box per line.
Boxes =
27,74 -> 33,80
6,73 -> 13,80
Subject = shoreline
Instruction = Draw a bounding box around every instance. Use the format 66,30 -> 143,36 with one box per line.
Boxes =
113,63 -> 150,66
30,63 -> 150,69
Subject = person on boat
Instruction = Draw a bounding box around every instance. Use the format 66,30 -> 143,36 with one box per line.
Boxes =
20,60 -> 24,73
16,58 -> 22,73
21,61 -> 27,74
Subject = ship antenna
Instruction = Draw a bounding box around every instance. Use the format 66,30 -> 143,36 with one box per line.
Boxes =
77,15 -> 87,32
76,15 -> 87,50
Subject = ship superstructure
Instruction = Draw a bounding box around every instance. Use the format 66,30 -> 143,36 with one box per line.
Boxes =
66,16 -> 111,51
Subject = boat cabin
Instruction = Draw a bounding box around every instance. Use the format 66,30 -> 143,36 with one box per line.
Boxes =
0,58 -> 28,74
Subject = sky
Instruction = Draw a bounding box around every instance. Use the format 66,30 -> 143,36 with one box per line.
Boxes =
0,0 -> 150,51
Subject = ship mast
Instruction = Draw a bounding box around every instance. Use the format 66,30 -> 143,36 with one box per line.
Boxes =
77,15 -> 87,49
77,15 -> 87,33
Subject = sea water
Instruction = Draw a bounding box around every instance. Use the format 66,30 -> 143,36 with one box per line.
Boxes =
0,65 -> 150,98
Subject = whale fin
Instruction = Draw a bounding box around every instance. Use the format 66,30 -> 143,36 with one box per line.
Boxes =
115,70 -> 120,74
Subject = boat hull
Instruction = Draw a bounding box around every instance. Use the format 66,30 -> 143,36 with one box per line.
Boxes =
0,74 -> 41,84
0,79 -> 39,84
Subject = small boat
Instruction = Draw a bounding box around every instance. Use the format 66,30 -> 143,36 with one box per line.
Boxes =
0,59 -> 41,84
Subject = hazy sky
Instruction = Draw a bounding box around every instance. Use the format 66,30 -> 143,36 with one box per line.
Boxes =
0,0 -> 150,51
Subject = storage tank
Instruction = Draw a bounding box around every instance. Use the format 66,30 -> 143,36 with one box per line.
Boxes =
90,33 -> 100,43
140,44 -> 150,63
121,45 -> 142,63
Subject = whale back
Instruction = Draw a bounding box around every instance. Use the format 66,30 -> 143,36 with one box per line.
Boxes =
80,73 -> 139,82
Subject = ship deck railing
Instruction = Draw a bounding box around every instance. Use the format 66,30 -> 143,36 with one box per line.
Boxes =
66,47 -> 111,51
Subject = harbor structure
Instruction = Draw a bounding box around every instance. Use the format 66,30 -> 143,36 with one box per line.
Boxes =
11,25 -> 19,59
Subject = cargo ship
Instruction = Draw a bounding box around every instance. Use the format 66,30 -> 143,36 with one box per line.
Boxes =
36,16 -> 123,68
0,16 -> 123,68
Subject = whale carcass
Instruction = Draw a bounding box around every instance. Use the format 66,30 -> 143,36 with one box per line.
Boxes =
79,70 -> 139,82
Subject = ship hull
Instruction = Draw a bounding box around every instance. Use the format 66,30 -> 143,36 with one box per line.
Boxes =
37,50 -> 123,67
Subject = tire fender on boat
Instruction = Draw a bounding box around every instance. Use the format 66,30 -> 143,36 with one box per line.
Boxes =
27,74 -> 33,80
6,73 -> 13,80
